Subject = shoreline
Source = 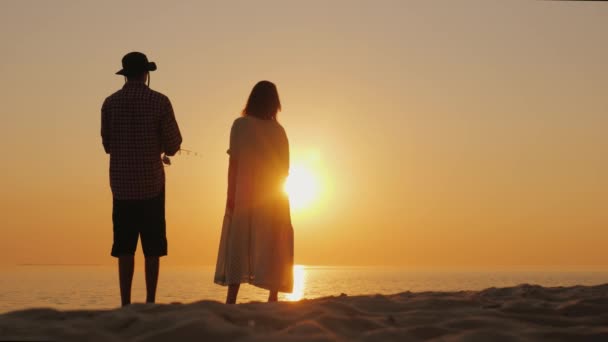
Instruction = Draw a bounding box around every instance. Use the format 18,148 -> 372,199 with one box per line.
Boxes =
2,283 -> 607,341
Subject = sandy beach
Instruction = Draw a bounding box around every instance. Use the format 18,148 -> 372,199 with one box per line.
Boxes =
1,283 -> 607,341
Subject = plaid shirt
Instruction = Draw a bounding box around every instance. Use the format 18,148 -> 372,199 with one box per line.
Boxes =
101,82 -> 182,200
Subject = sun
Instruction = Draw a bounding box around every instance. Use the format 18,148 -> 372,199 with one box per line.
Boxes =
284,164 -> 319,211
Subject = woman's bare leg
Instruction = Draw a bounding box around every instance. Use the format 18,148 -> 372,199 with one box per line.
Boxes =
226,284 -> 240,304
268,289 -> 278,302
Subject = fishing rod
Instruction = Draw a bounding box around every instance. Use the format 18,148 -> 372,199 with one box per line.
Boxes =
162,148 -> 201,166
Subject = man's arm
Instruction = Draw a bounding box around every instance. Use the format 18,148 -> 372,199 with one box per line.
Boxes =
160,98 -> 182,156
101,99 -> 111,154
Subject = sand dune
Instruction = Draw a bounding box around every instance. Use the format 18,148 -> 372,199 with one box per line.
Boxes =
1,284 -> 608,341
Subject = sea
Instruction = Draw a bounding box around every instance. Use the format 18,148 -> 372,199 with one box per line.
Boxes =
1,265 -> 607,313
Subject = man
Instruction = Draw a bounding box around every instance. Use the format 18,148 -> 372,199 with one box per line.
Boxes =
101,52 -> 182,306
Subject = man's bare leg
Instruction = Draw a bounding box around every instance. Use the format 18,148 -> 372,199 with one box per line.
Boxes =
118,256 -> 135,306
145,257 -> 159,303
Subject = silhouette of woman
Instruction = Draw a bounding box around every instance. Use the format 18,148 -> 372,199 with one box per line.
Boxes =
214,81 -> 294,304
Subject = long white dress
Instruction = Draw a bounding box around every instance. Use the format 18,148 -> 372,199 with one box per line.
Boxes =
214,116 -> 294,293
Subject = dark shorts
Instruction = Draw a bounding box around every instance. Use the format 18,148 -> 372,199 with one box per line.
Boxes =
111,190 -> 167,257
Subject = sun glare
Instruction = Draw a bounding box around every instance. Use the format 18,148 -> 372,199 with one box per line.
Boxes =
284,164 -> 319,210
285,265 -> 306,301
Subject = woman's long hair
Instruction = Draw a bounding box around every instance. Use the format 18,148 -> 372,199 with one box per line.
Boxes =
242,81 -> 282,120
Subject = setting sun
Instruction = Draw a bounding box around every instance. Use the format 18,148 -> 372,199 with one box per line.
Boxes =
284,164 -> 319,211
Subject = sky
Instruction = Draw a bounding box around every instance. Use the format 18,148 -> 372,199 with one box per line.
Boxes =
0,0 -> 606,268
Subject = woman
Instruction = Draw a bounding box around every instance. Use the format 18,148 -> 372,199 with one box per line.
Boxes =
214,80 -> 294,304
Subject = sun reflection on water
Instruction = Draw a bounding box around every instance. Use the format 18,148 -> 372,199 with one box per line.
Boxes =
285,265 -> 306,301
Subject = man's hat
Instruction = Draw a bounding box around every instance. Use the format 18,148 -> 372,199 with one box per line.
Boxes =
116,52 -> 157,76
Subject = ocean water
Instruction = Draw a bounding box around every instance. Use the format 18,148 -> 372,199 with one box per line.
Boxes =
1,265 -> 607,313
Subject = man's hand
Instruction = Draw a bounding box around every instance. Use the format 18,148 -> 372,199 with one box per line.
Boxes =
162,154 -> 171,165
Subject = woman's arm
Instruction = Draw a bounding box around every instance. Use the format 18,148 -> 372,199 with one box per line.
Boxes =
226,118 -> 243,211
226,156 -> 237,211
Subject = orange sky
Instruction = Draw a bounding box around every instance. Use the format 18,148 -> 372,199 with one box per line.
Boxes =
0,1 -> 607,268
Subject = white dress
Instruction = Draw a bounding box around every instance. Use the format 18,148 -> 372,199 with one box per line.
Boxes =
214,116 -> 294,293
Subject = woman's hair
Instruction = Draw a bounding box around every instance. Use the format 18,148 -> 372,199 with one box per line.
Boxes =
242,80 -> 282,120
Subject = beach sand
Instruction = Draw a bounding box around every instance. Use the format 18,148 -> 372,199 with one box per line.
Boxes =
1,284 -> 607,341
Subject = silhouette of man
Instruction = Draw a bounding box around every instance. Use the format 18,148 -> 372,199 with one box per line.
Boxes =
101,52 -> 182,306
